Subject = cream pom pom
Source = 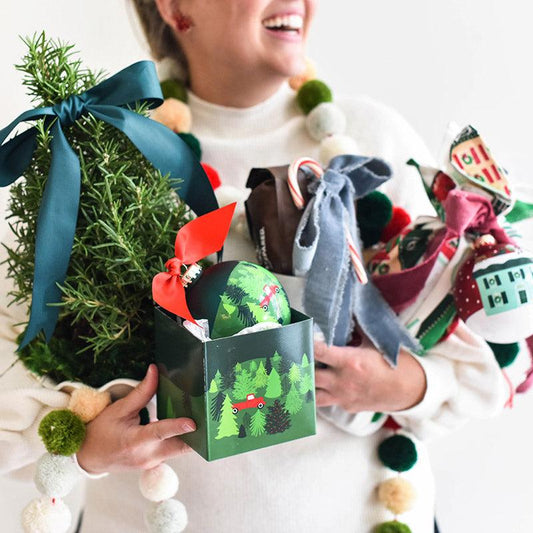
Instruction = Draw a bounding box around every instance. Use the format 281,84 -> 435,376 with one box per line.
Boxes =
145,499 -> 188,533
21,497 -> 71,533
34,453 -> 80,498
319,134 -> 359,166
68,387 -> 111,423
306,102 -> 347,141
214,184 -> 249,236
139,464 -> 179,502
377,477 -> 416,515
289,58 -> 317,91
151,99 -> 192,133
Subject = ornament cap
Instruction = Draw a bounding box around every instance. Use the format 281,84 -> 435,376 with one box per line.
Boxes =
181,263 -> 203,287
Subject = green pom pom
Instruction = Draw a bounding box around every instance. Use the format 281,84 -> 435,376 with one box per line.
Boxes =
38,410 -> 86,456
297,79 -> 333,115
488,341 -> 520,368
160,79 -> 188,102
375,521 -> 412,533
357,191 -> 393,247
378,434 -> 418,472
178,132 -> 202,160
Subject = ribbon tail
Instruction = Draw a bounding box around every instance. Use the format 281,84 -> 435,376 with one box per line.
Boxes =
88,106 -> 218,217
0,128 -> 39,187
353,282 -> 422,367
152,273 -> 196,324
20,123 -> 81,348
174,203 -> 236,264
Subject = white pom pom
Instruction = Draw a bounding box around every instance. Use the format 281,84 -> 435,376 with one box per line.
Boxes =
306,102 -> 346,141
319,134 -> 359,166
139,464 -> 179,502
145,499 -> 188,533
34,453 -> 80,498
214,184 -> 248,232
21,497 -> 71,533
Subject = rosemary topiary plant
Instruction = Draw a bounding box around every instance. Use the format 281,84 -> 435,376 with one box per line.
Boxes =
3,33 -> 189,386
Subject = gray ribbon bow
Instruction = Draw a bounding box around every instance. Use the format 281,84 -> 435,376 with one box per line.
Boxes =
293,154 -> 421,366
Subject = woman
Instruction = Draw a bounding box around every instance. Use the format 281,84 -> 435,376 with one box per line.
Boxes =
0,0 -> 515,531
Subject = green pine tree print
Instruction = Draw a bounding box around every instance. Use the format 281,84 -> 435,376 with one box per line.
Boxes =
285,383 -> 303,415
265,367 -> 282,398
250,408 -> 266,437
215,393 -> 239,439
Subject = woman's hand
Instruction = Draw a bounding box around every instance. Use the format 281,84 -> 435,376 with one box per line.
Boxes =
314,335 -> 427,413
77,364 -> 195,474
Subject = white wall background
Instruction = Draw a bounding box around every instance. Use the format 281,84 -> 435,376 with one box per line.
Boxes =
1,1 -> 532,532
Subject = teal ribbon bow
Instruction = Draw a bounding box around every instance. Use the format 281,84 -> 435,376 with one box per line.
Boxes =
0,61 -> 218,348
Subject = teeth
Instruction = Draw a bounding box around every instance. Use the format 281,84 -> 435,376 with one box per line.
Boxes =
262,14 -> 303,31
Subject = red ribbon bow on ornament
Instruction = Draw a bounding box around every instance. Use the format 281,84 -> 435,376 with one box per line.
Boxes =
152,203 -> 236,323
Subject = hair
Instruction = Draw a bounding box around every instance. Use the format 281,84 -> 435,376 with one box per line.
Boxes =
130,0 -> 189,81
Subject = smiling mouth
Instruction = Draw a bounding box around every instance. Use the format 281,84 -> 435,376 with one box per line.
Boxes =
262,14 -> 304,34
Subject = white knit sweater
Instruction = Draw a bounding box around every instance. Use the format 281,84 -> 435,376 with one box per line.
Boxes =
0,84 -> 524,533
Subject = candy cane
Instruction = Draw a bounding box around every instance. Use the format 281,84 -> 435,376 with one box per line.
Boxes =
345,222 -> 368,285
287,157 -> 368,285
288,157 -> 324,209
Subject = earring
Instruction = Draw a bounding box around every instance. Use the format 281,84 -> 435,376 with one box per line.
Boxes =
175,11 -> 193,32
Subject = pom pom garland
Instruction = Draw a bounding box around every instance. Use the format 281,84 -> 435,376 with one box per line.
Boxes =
38,410 -> 86,456
160,79 -> 188,103
145,499 -> 188,533
357,191 -> 393,248
377,477 -> 416,515
178,132 -> 202,160
21,497 -> 71,533
381,206 -> 411,243
201,163 -> 221,190
318,134 -> 359,166
68,387 -> 111,423
34,454 -> 80,498
378,435 -> 418,472
306,102 -> 346,141
488,341 -> 520,368
296,79 -> 333,115
288,57 -> 317,91
151,99 -> 192,133
139,464 -> 179,502
374,521 -> 413,533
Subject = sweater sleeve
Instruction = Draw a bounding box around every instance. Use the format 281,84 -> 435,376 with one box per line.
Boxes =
0,189 -> 71,476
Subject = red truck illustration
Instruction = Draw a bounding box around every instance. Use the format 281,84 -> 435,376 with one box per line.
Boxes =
259,284 -> 280,310
232,394 -> 265,414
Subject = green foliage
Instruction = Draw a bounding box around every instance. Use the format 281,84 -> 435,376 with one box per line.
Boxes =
249,408 -> 266,437
208,378 -> 218,394
288,362 -> 301,384
5,34 -> 190,386
38,409 -> 86,455
299,373 -> 313,395
233,368 -> 255,400
271,351 -> 282,373
215,393 -> 239,439
285,384 -> 303,415
254,360 -> 268,388
265,367 -> 282,398
210,390 -> 225,422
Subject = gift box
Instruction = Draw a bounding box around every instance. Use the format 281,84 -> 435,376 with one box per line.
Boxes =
154,306 -> 316,461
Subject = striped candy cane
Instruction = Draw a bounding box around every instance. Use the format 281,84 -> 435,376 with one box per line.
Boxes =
288,157 -> 368,284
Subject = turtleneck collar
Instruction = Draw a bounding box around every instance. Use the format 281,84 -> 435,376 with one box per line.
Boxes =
187,82 -> 299,139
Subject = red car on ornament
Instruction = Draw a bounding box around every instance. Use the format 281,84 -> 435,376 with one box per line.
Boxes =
259,284 -> 280,310
232,394 -> 265,414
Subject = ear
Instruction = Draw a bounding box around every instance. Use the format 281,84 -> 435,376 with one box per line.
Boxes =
155,0 -> 179,29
